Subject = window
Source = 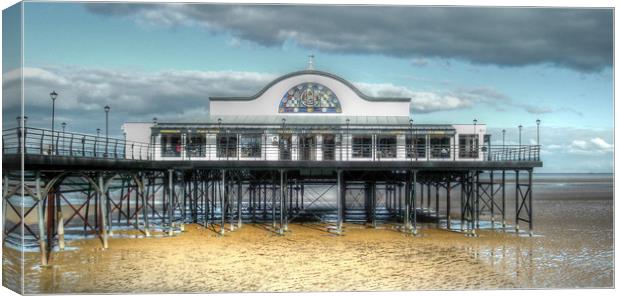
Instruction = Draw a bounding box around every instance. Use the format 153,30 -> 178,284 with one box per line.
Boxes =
406,135 -> 426,158
186,134 -> 206,157
279,134 -> 292,160
217,134 -> 237,158
161,133 -> 182,157
240,134 -> 261,158
430,136 -> 451,158
459,134 -> 479,158
299,134 -> 316,160
322,134 -> 336,160
352,135 -> 372,158
377,135 -> 397,159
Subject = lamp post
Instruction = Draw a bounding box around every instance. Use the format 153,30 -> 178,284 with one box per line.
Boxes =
61,122 -> 67,154
187,128 -> 193,161
217,118 -> 222,158
96,128 -> 101,137
104,105 -> 110,157
518,124 -> 523,160
16,116 -> 27,154
473,119 -> 478,158
282,118 -> 286,160
409,119 -> 415,160
536,119 -> 541,146
50,91 -> 58,154
346,118 -> 350,161
17,116 -> 27,127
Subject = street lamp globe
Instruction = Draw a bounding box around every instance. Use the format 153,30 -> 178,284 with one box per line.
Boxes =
50,91 -> 58,101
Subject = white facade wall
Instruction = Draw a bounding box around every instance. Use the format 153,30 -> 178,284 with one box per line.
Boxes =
210,73 -> 409,117
122,122 -> 154,160
122,71 -> 492,162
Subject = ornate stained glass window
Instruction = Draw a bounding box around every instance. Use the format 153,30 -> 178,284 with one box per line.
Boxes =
279,83 -> 342,113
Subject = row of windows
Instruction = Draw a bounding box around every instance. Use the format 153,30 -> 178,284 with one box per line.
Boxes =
159,133 -> 481,159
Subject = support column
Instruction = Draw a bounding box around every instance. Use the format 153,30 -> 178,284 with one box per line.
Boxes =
181,172 -> 186,232
490,171 -> 495,229
398,183 -> 403,219
336,169 -> 343,235
279,169 -> 285,235
412,170 -> 418,235
371,182 -> 377,228
98,174 -> 109,248
57,187 -> 66,250
502,170 -> 506,229
515,170 -> 520,233
528,169 -> 533,236
168,169 -> 175,236
475,171 -> 480,229
435,183 -> 439,222
460,176 -> 465,232
220,169 -> 226,235
35,172 -> 48,265
140,175 -> 151,237
105,180 -> 112,238
426,183 -> 431,214
404,171 -> 410,230
237,180 -> 242,229
271,177 -> 276,229
446,181 -> 451,230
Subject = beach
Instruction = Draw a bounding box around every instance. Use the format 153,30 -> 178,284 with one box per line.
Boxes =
2,173 -> 614,293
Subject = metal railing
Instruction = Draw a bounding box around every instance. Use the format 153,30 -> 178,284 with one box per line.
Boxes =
2,127 -> 540,162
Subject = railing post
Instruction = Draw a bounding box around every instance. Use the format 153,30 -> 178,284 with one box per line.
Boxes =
69,135 -> 74,156
131,144 -> 135,159
114,139 -> 119,159
40,130 -> 45,155
55,132 -> 59,155
16,127 -> 21,154
82,137 -> 85,157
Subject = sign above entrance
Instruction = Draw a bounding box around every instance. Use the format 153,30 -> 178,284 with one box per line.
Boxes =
279,83 -> 342,113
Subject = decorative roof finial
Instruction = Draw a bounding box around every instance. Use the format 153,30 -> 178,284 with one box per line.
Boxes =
307,54 -> 315,70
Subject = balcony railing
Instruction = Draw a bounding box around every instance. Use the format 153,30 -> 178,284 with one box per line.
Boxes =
2,127 -> 541,162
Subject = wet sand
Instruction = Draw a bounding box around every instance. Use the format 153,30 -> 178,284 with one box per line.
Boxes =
6,223 -> 524,293
2,174 -> 614,293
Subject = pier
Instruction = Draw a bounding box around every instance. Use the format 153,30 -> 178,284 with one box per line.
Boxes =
2,125 -> 541,265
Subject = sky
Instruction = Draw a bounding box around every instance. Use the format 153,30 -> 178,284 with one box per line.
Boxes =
1,2 -> 614,173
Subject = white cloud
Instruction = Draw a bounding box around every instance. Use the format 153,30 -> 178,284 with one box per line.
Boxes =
3,66 -> 276,135
590,137 -> 613,150
570,140 -> 588,150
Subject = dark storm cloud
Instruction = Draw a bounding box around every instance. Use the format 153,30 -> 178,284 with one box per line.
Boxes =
86,4 -> 613,72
